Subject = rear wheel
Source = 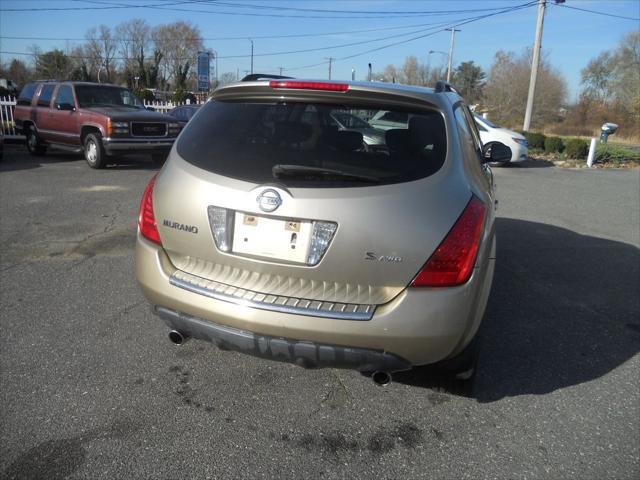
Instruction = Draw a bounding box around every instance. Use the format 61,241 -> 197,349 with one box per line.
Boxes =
26,126 -> 46,156
84,133 -> 106,169
415,338 -> 479,397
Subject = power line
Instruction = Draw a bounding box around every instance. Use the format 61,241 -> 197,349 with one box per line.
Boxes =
285,0 -> 538,71
0,19 -> 468,43
184,0 -> 533,16
551,2 -> 640,21
0,22 -> 451,62
1,0 -> 548,20
0,23 -> 449,63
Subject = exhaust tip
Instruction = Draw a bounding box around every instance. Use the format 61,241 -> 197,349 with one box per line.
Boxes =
371,370 -> 392,387
168,330 -> 187,345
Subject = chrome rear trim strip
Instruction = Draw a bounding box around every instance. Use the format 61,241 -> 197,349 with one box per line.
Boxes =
170,271 -> 375,321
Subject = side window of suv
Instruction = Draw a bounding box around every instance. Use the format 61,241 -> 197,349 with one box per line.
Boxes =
55,85 -> 74,108
17,83 -> 37,106
37,84 -> 56,107
461,106 -> 484,155
454,104 -> 478,159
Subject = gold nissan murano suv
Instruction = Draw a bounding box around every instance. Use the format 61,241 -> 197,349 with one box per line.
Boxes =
135,77 -> 511,392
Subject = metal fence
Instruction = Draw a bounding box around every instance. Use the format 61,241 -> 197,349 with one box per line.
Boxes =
143,99 -> 204,114
0,96 -> 19,139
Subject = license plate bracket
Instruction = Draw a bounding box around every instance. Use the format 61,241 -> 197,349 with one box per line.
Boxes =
231,212 -> 312,263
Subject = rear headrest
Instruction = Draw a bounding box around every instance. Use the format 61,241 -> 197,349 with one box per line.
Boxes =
274,122 -> 312,144
385,129 -> 410,152
408,115 -> 445,151
324,130 -> 363,152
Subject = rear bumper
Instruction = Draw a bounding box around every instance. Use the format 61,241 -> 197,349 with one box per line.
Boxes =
135,232 -> 495,367
157,306 -> 411,373
103,137 -> 175,154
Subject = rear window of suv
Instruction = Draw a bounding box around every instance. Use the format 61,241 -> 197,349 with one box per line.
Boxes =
176,101 -> 447,187
17,83 -> 37,106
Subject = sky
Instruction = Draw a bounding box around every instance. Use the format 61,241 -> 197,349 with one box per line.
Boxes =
0,0 -> 638,99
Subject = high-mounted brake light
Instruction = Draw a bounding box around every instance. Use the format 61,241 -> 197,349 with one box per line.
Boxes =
269,80 -> 349,92
410,195 -> 486,287
138,174 -> 162,245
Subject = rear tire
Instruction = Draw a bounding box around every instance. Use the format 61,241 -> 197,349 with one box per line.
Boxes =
489,161 -> 509,167
84,133 -> 106,169
26,126 -> 46,156
415,338 -> 479,397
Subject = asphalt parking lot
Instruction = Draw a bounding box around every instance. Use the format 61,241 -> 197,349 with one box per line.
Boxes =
1,145 -> 638,480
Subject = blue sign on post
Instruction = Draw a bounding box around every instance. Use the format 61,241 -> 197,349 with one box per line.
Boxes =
197,51 -> 210,92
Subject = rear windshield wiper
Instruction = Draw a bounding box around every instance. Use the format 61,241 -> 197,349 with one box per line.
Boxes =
272,164 -> 380,183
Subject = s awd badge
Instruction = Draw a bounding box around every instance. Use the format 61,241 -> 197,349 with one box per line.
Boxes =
365,252 -> 403,263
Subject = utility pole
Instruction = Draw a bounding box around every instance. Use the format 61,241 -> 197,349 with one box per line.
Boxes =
249,39 -> 254,74
279,67 -> 284,75
368,63 -> 372,81
446,28 -> 460,83
351,69 -> 355,81
325,57 -> 334,80
523,0 -> 547,131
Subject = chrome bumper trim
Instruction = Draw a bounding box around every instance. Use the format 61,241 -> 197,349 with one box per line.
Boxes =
169,271 -> 376,321
102,137 -> 175,151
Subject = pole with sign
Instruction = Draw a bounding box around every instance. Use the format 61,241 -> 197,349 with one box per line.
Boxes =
197,51 -> 210,92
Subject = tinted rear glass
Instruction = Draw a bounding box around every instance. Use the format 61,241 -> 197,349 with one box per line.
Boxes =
75,85 -> 144,108
17,83 -> 37,106
177,101 -> 446,187
37,84 -> 55,107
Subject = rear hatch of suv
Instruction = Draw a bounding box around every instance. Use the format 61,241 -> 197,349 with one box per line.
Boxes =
152,81 -> 470,316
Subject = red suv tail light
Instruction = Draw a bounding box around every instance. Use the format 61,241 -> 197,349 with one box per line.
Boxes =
138,174 -> 162,245
410,195 -> 487,287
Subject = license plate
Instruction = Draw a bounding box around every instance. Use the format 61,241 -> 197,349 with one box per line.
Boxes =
232,212 -> 312,263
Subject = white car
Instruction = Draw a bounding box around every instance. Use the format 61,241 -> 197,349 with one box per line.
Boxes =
474,114 -> 528,165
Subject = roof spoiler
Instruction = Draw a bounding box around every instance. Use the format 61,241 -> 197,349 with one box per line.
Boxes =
434,80 -> 458,94
241,73 -> 294,82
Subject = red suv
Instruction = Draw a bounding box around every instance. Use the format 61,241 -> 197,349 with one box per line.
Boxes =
14,81 -> 182,168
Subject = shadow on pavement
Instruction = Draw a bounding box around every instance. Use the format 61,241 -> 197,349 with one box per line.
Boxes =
0,146 -> 160,172
504,158 -> 554,168
395,218 -> 640,401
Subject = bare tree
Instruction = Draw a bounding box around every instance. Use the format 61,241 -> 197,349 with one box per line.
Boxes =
218,72 -> 237,86
374,56 -> 445,87
116,19 -> 151,88
85,25 -> 117,83
484,49 -> 567,128
152,21 -> 203,90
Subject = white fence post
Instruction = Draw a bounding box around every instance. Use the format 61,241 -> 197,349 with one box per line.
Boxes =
0,95 -> 20,138
587,138 -> 597,168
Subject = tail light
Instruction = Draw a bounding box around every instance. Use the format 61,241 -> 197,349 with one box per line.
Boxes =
269,80 -> 349,92
138,174 -> 162,245
410,195 -> 486,287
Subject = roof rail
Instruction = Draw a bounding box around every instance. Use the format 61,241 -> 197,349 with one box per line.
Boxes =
241,73 -> 293,82
434,80 -> 458,94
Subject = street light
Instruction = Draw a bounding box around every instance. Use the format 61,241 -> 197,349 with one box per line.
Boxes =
97,61 -> 106,83
210,49 -> 219,82
429,50 -> 449,82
